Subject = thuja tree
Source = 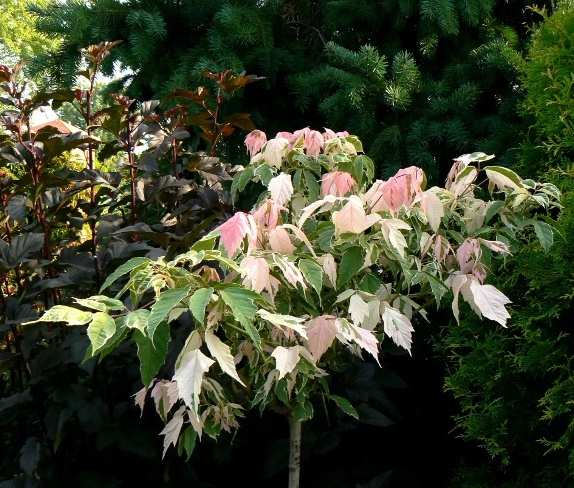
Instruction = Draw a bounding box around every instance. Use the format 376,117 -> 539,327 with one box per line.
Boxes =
32,129 -> 559,486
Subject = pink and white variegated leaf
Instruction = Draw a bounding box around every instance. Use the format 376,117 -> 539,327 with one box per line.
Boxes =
332,196 -> 381,235
217,212 -> 257,257
306,315 -> 338,361
160,406 -> 185,458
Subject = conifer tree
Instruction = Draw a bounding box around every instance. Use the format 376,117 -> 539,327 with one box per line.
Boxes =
30,0 -> 550,179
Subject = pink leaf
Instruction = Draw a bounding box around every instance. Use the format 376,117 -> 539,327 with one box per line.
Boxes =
321,171 -> 356,197
306,315 -> 338,361
244,130 -> 267,157
304,129 -> 324,156
133,385 -> 149,417
160,406 -> 185,458
151,380 -> 178,419
322,128 -> 337,140
252,199 -> 282,231
275,131 -> 295,143
456,238 -> 480,274
365,167 -> 425,213
240,256 -> 271,294
217,212 -> 257,257
268,227 -> 295,254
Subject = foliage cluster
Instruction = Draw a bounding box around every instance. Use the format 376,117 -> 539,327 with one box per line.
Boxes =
31,124 -> 558,488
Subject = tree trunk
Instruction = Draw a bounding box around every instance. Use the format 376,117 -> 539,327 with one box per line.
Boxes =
288,416 -> 302,488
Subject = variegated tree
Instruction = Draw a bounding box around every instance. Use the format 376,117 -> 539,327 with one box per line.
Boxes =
31,128 -> 559,488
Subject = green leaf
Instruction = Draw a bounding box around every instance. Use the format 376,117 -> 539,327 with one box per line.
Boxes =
147,286 -> 191,343
533,221 -> 554,252
358,273 -> 381,294
87,312 -> 116,354
98,317 -> 128,360
73,295 -> 125,312
231,166 -> 254,202
354,155 -> 375,185
337,246 -> 364,288
134,323 -> 171,387
254,164 -> 273,185
178,426 -> 197,461
303,170 -> 320,201
425,272 -> 449,309
99,257 -> 149,293
219,287 -> 261,350
485,200 -> 505,224
188,287 -> 213,324
292,400 -> 314,422
27,305 -> 92,326
299,259 -> 323,298
330,395 -> 359,420
125,309 -> 150,333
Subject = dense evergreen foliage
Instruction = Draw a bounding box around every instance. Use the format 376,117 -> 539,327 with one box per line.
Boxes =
31,0 -> 550,179
441,3 -> 574,486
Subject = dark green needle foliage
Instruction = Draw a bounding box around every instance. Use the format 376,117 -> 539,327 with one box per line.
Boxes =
29,0 -> 550,180
440,3 -> 574,485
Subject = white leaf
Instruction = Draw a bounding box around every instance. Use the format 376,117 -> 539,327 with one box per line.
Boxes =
332,195 -> 380,235
273,254 -> 307,289
297,195 -> 337,228
263,137 -> 289,167
205,328 -> 245,386
420,190 -> 444,232
271,346 -> 301,379
382,304 -> 414,355
349,293 -> 370,326
336,319 -> 380,365
268,173 -> 294,207
257,309 -> 308,338
479,238 -> 511,255
469,279 -> 511,327
318,254 -> 337,287
173,349 -> 214,412
380,219 -> 411,257
160,406 -> 185,458
362,299 -> 381,331
133,385 -> 148,417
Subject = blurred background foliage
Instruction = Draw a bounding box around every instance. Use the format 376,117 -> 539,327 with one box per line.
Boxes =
1,0 -> 573,487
